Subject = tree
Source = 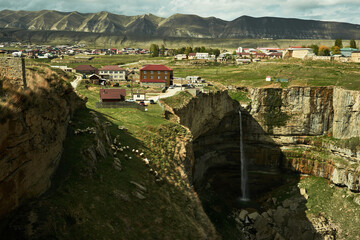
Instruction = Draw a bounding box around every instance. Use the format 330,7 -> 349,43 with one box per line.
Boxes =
213,49 -> 220,57
200,46 -> 206,52
149,44 -> 159,57
309,44 -> 319,55
232,50 -> 237,55
331,46 -> 341,55
318,45 -> 331,56
194,47 -> 201,52
161,45 -> 165,56
335,38 -> 343,48
350,39 -> 357,49
184,46 -> 192,55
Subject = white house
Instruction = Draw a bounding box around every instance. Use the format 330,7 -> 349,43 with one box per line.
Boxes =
132,92 -> 146,101
186,76 -> 201,83
195,53 -> 209,59
175,54 -> 187,60
266,76 -> 272,81
99,65 -> 126,81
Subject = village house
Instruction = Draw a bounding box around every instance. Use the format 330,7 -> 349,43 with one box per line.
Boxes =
188,53 -> 197,60
196,52 -> 209,60
75,65 -> 98,75
139,64 -> 173,88
341,48 -> 359,57
351,51 -> 360,63
282,47 -> 314,59
89,74 -> 107,85
98,65 -> 126,82
132,91 -> 146,101
175,54 -> 187,60
99,89 -> 126,102
186,76 -> 202,83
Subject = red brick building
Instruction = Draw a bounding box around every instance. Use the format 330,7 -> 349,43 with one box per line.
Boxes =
99,89 -> 126,102
139,65 -> 173,87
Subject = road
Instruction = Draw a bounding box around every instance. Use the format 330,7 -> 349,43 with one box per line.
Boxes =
148,87 -> 183,102
71,74 -> 82,89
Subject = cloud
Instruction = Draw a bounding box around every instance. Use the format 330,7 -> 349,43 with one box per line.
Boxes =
0,0 -> 359,23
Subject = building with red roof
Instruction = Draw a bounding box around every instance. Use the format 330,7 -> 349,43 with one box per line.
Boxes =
99,89 -> 126,102
139,64 -> 173,87
99,65 -> 126,82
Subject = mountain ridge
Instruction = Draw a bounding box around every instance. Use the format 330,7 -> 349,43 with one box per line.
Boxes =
1,10 -> 360,41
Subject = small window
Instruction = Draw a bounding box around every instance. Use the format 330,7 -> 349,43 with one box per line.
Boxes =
165,76 -> 167,79
157,71 -> 160,74
157,76 -> 160,79
165,71 -> 168,74
150,76 -> 153,79
144,70 -> 147,74
151,71 -> 154,74
144,76 -> 147,79
137,95 -> 140,98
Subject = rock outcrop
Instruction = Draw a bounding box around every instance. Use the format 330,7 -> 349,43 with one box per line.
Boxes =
332,87 -> 360,139
0,70 -> 84,219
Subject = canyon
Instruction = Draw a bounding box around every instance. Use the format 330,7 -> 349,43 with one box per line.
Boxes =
164,86 -> 360,198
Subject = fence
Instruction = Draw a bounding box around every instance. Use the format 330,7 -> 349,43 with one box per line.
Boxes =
96,101 -> 145,111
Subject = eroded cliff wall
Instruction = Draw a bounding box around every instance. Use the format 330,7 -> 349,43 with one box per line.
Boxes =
165,87 -> 360,192
0,69 -> 84,219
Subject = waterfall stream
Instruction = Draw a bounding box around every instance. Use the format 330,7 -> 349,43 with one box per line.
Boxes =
239,110 -> 249,201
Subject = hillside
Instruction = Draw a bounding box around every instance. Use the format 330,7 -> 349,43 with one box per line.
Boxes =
1,10 -> 360,45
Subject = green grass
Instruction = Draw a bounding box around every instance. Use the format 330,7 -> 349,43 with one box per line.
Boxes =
161,91 -> 194,109
299,176 -> 360,240
170,58 -> 360,90
228,90 -> 251,103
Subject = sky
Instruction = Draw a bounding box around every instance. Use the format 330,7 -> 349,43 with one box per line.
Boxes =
0,0 -> 360,24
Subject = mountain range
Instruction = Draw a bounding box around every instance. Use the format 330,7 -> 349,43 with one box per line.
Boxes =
1,10 -> 360,45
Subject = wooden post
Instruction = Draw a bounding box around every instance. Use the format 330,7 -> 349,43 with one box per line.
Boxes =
21,57 -> 27,88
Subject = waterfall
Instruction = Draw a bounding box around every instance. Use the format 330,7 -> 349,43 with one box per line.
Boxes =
239,110 -> 249,201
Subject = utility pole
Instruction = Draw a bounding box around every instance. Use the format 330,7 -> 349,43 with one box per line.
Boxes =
21,57 -> 27,88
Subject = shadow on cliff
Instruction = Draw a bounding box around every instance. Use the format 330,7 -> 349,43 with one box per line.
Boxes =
1,105 -> 218,239
192,105 -> 320,239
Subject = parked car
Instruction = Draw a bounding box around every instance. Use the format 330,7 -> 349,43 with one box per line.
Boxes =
125,98 -> 135,102
139,101 -> 145,106
150,99 -> 156,104
168,85 -> 174,89
113,83 -> 119,87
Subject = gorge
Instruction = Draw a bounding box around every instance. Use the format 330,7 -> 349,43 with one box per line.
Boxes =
1,68 -> 360,239
163,86 -> 360,237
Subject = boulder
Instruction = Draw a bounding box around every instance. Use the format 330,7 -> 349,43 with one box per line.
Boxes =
239,209 -> 249,221
248,211 -> 260,222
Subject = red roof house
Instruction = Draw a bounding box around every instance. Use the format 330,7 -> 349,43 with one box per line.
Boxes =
139,64 -> 173,87
99,89 -> 126,102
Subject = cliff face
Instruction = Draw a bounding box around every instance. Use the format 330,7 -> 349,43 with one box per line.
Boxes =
0,70 -> 84,219
165,87 -> 360,193
248,87 -> 333,142
333,88 -> 360,139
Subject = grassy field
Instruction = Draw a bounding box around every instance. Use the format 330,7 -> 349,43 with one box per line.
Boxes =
170,59 -> 360,90
27,51 -> 360,91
